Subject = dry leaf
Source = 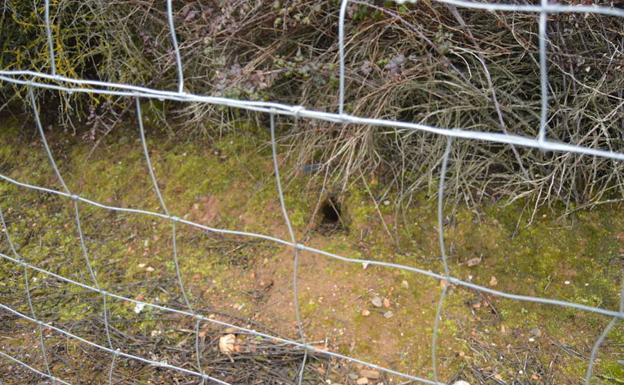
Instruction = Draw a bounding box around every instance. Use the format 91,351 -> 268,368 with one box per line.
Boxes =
219,334 -> 236,354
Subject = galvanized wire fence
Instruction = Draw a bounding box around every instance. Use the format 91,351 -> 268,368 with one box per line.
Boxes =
0,1 -> 623,384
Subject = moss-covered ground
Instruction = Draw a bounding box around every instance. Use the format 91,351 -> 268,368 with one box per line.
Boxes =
0,115 -> 621,385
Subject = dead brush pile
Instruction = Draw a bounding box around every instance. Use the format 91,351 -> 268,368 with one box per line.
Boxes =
1,0 -> 623,208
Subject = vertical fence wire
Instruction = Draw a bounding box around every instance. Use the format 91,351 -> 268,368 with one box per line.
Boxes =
431,138 -> 453,384
43,0 -> 55,76
270,112 -> 308,385
584,277 -> 624,385
0,207 -> 55,384
166,0 -> 184,94
135,97 -> 206,382
537,0 -> 549,142
338,0 -> 349,115
29,88 -> 116,384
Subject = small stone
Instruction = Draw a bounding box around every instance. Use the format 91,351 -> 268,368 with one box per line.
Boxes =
145,266 -> 155,272
133,302 -> 145,314
466,257 -> 481,267
383,311 -> 394,319
361,309 -> 371,317
383,298 -> 391,308
489,276 -> 498,287
348,373 -> 359,380
356,378 -> 369,385
138,263 -> 146,268
401,280 -> 409,289
530,327 -> 542,337
371,296 -> 383,308
359,369 -> 380,379
452,381 -> 471,385
564,280 -> 571,285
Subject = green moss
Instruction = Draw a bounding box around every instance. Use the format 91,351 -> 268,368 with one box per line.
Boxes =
1,124 -> 623,383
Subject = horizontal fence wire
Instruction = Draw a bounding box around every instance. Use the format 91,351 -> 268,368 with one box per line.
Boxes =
3,70 -> 624,162
0,1 -> 623,385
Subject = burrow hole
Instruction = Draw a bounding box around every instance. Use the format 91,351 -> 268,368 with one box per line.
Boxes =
317,196 -> 345,233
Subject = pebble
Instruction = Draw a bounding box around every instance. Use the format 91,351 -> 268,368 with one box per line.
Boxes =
466,257 -> 481,267
133,302 -> 145,314
361,309 -> 371,317
371,296 -> 383,308
401,280 -> 409,289
383,311 -> 394,319
356,378 -> 369,385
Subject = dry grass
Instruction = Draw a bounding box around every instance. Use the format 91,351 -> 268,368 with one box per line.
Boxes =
1,0 -> 623,210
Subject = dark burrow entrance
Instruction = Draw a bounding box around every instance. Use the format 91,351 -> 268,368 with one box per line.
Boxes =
317,196 -> 345,233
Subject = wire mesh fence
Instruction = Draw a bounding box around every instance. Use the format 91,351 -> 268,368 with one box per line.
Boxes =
0,1 -> 623,385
